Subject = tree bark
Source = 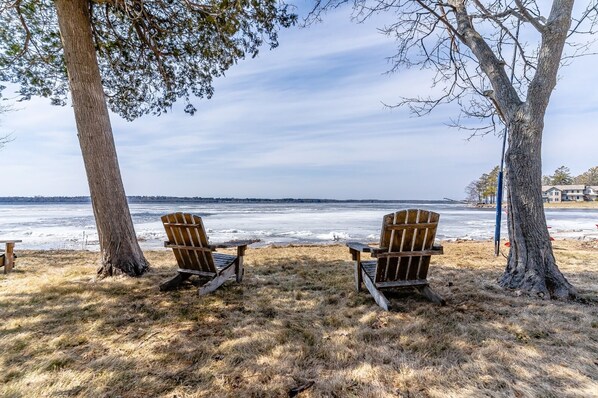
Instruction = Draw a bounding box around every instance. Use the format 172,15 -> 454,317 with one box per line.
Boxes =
500,110 -> 576,299
55,0 -> 149,277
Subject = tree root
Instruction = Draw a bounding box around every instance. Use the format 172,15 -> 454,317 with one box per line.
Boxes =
499,265 -> 577,300
97,258 -> 150,277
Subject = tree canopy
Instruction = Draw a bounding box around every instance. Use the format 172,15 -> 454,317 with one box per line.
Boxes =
542,165 -> 598,186
543,166 -> 574,185
465,166 -> 499,203
574,166 -> 598,185
0,0 -> 296,120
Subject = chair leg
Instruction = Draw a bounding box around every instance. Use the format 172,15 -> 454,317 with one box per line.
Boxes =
159,272 -> 191,291
5,243 -> 15,273
235,257 -> 244,283
355,261 -> 363,292
236,245 -> 248,283
362,270 -> 391,311
418,285 -> 446,306
198,265 -> 236,295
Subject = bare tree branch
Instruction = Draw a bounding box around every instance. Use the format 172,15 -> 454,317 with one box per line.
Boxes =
514,0 -> 546,32
527,0 -> 574,119
568,0 -> 598,36
449,0 -> 522,118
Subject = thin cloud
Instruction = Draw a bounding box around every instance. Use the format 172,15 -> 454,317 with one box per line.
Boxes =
0,7 -> 596,198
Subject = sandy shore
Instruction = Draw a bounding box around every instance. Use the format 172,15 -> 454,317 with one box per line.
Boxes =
1,241 -> 597,397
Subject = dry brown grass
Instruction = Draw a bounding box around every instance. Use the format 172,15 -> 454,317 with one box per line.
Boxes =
1,241 -> 597,398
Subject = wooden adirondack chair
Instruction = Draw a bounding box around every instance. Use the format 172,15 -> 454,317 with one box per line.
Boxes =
160,212 -> 255,295
347,209 -> 445,310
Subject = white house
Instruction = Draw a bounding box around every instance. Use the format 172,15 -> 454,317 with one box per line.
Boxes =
542,186 -> 562,203
585,186 -> 598,201
555,185 -> 586,201
542,185 -> 595,202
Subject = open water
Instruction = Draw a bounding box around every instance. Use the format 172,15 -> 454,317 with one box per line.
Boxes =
1,201 -> 597,250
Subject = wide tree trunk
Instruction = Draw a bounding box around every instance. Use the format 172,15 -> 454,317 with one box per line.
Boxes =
500,114 -> 576,299
55,0 -> 149,277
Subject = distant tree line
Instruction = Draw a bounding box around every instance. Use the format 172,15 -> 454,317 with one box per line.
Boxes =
542,166 -> 598,186
467,165 -> 598,203
465,166 -> 500,204
0,196 -> 451,204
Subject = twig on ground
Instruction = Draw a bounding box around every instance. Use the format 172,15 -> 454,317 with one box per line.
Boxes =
288,381 -> 315,397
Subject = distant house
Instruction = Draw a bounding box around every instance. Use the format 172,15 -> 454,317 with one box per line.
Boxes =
542,186 -> 562,203
585,186 -> 598,201
542,185 -> 591,202
556,185 -> 586,201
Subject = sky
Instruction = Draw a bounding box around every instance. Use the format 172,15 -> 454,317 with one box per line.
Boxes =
1,5 -> 597,200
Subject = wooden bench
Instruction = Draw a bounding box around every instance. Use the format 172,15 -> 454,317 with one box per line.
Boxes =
1,240 -> 22,274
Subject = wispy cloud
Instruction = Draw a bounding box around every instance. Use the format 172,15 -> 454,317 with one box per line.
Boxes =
1,7 -> 596,198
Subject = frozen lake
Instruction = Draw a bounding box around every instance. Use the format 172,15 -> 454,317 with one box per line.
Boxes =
1,201 -> 597,250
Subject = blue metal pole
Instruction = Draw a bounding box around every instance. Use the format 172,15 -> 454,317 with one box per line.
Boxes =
494,170 -> 504,256
495,20 -> 519,256
494,127 -> 508,256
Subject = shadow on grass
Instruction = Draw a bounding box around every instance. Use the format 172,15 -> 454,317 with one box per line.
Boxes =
1,249 -> 597,397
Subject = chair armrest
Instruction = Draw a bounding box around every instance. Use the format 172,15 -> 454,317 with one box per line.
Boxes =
346,242 -> 372,252
164,241 -> 213,252
209,239 -> 261,249
212,239 -> 260,257
370,247 -> 387,256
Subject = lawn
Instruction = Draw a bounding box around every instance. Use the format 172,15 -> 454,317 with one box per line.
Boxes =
1,241 -> 597,397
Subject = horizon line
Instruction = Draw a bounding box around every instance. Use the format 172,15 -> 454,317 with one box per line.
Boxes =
0,196 -> 457,204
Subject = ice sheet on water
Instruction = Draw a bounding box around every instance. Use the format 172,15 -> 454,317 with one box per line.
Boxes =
280,230 -> 314,238
2,202 -> 598,250
136,230 -> 166,242
315,231 -> 351,241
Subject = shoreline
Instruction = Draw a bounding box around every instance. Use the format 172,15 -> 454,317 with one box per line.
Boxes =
11,237 -> 598,254
7,232 -> 598,252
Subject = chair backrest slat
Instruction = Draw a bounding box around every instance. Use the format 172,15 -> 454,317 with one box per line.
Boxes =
162,212 -> 216,273
417,211 -> 439,279
375,209 -> 439,283
377,210 -> 404,282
